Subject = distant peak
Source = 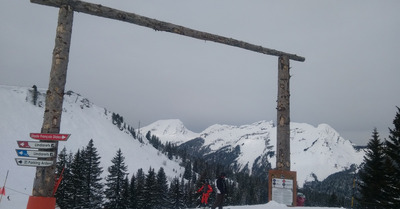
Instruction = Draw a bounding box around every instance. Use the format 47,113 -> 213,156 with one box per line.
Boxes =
145,119 -> 194,136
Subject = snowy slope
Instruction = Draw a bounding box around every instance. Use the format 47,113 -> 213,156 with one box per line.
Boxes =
141,119 -> 365,187
0,85 -> 185,208
0,85 -> 357,208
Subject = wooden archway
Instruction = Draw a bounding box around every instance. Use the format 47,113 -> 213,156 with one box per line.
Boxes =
28,0 -> 304,205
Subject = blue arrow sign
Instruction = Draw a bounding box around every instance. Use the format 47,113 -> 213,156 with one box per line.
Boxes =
16,149 -> 29,157
15,149 -> 55,158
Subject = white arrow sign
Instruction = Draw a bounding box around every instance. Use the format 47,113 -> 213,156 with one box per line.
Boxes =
17,141 -> 56,149
30,133 -> 70,141
15,158 -> 54,167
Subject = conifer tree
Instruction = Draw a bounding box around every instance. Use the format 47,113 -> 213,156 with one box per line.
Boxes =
155,167 -> 170,209
135,168 -> 146,208
384,106 -> 400,208
183,161 -> 192,180
143,167 -> 158,208
169,177 -> 185,209
129,174 -> 138,209
183,179 -> 195,208
82,139 -> 104,209
55,148 -> 74,209
128,125 -> 136,139
70,149 -> 87,208
121,176 -> 131,208
32,85 -> 38,105
328,193 -> 339,207
104,149 -> 128,209
146,131 -> 151,141
358,128 -> 388,208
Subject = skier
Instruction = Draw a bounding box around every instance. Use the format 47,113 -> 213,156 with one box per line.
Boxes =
297,192 -> 306,206
197,180 -> 213,208
211,172 -> 227,209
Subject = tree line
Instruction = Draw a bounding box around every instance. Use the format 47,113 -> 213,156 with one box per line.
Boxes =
54,137 -> 268,208
356,107 -> 400,209
55,139 -> 192,209
300,107 -> 400,208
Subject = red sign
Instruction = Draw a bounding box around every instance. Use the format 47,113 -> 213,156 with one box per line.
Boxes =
17,141 -> 56,149
30,133 -> 70,141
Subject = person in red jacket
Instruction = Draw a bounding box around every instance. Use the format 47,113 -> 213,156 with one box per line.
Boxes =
197,180 -> 213,208
297,192 -> 306,206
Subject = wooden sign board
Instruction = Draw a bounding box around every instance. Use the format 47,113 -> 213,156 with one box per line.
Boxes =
17,141 -> 56,149
268,170 -> 297,206
16,149 -> 56,158
30,133 -> 70,141
15,158 -> 54,167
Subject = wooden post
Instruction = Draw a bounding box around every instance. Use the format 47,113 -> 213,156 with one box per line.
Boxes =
276,55 -> 291,171
31,4 -> 73,201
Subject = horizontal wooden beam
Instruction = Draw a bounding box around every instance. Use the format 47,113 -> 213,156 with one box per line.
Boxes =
31,0 -> 305,62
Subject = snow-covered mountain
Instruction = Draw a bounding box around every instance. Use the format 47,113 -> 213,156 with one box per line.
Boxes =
0,85 -> 365,208
141,118 -> 365,187
0,85 -> 186,208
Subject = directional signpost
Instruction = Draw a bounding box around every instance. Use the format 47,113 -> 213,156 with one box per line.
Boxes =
17,141 -> 56,149
29,133 -> 70,141
15,158 -> 54,167
15,133 -> 70,168
16,149 -> 56,158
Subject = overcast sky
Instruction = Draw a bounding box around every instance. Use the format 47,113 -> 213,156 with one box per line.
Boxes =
1,0 -> 399,145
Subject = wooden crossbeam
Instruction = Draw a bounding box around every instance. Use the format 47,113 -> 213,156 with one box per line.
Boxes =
31,0 -> 305,62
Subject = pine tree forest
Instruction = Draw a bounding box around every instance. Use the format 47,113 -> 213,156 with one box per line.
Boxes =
54,134 -> 268,208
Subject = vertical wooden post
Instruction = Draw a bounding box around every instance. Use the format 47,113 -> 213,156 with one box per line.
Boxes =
269,56 -> 297,206
276,55 -> 291,171
30,4 -> 73,201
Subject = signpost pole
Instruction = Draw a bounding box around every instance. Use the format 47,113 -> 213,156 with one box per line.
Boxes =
276,55 -> 291,171
28,4 -> 73,209
268,55 -> 297,206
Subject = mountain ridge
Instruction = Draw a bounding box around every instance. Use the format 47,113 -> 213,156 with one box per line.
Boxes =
141,119 -> 365,187
0,85 -> 365,191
